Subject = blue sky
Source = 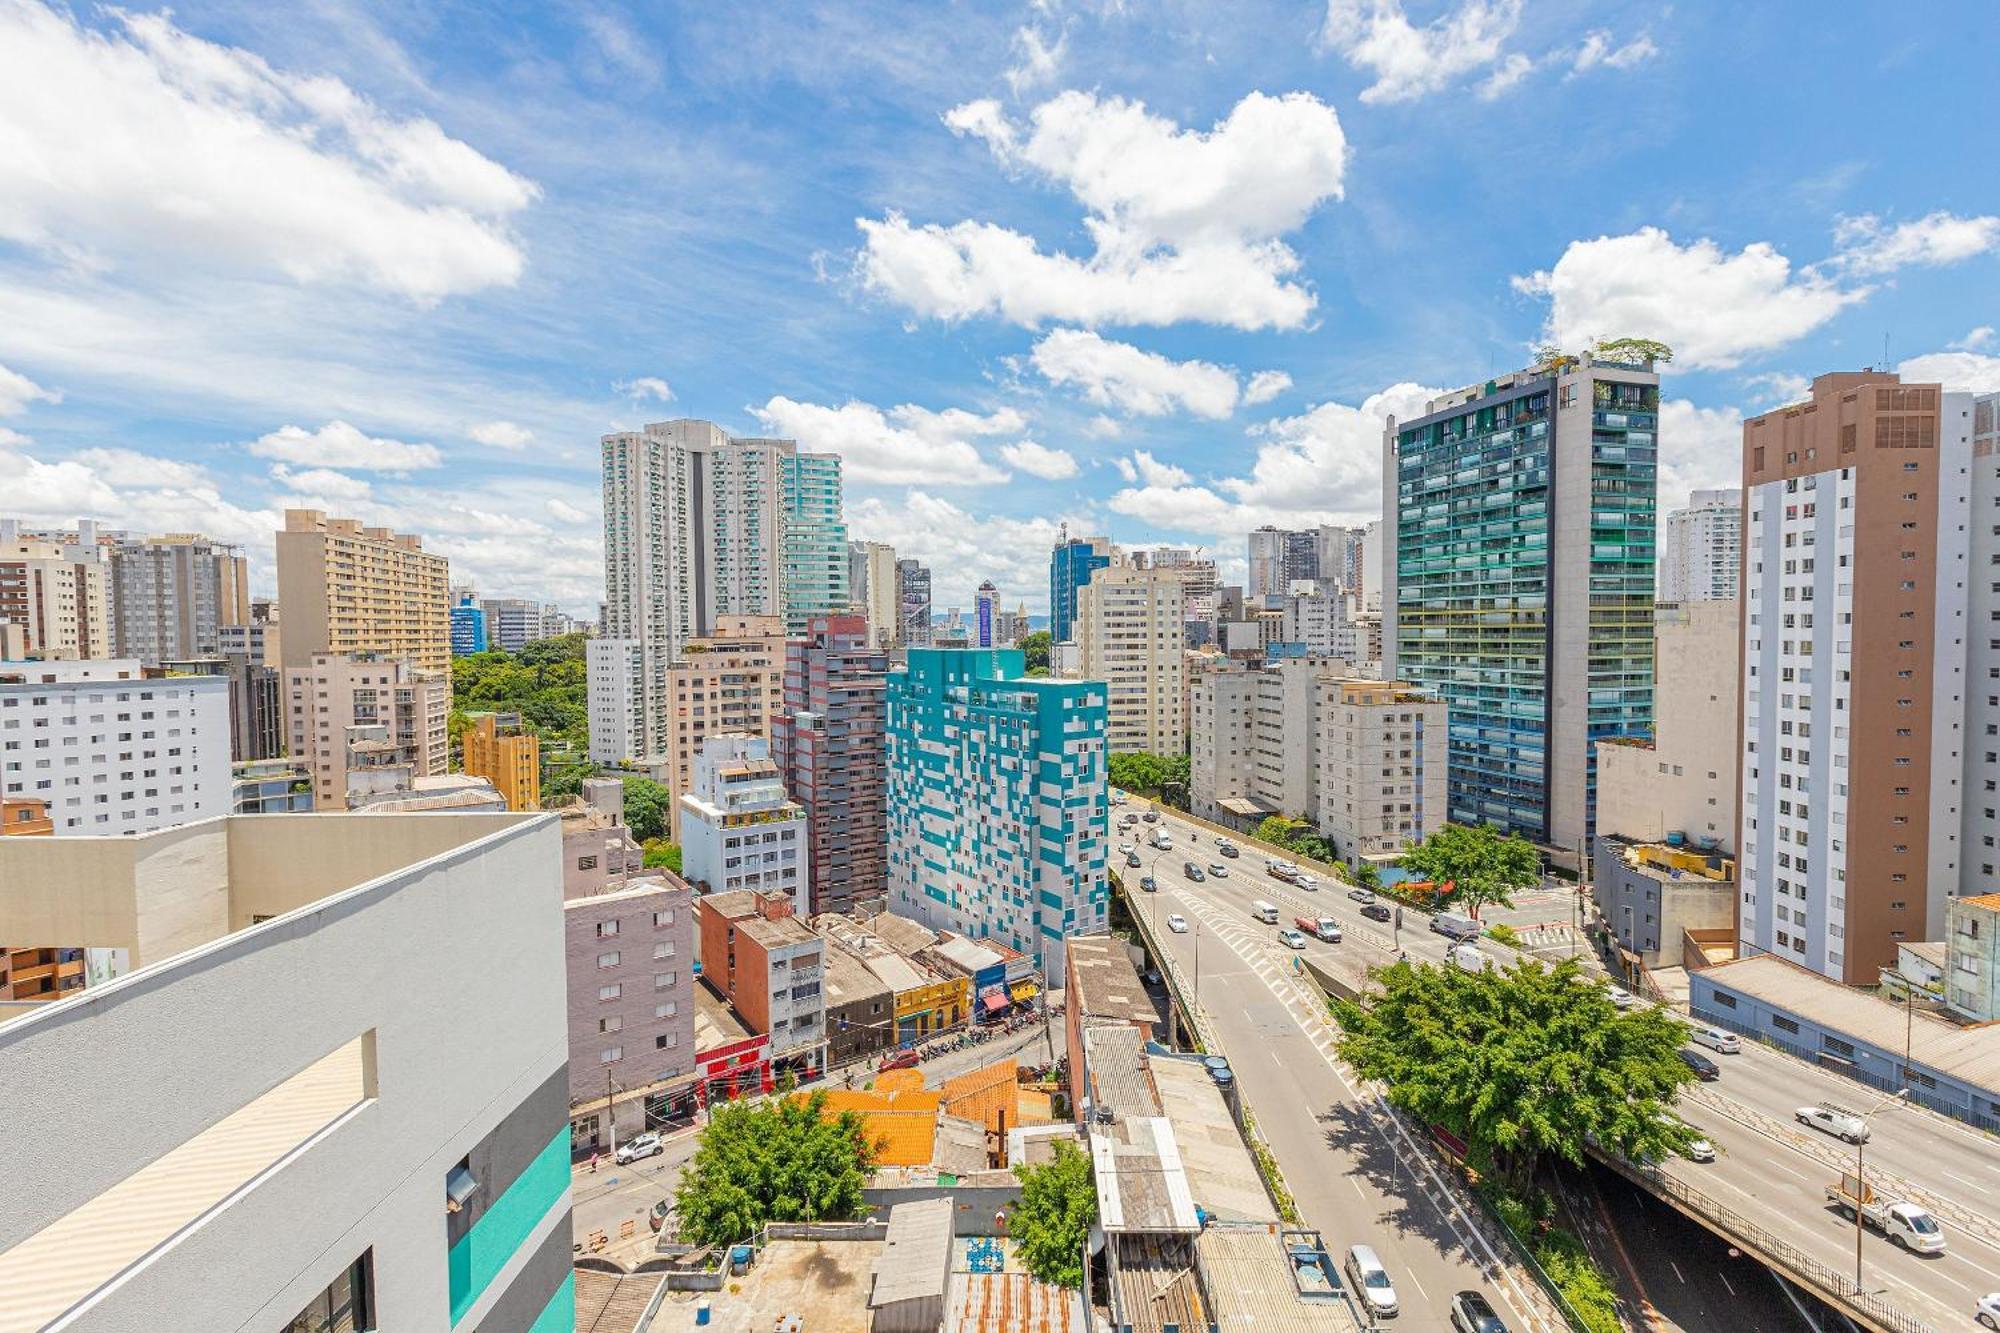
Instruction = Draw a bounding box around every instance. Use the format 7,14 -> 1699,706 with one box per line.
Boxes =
2,0 -> 1997,616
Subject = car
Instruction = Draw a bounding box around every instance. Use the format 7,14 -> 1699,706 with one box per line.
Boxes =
1111,788 -> 1127,804
1119,842 -> 1136,856
1678,1048 -> 1721,1081
1208,862 -> 1229,878
879,1048 -> 921,1072
1796,1102 -> 1870,1143
1125,852 -> 1142,868
1683,1136 -> 1716,1163
616,1132 -> 663,1165
1216,841 -> 1239,858
1686,1025 -> 1741,1054
1347,886 -> 1377,905
1143,968 -> 1164,987
1449,1290 -> 1508,1332
1294,873 -> 1317,891
1360,902 -> 1392,922
1605,984 -> 1639,1009
1978,1291 -> 2000,1330
1344,1245 -> 1398,1320
1167,914 -> 1189,933
1277,928 -> 1310,950
1143,810 -> 1160,823
649,1198 -> 676,1234
1140,875 -> 1157,892
1447,943 -> 1493,974
1183,862 -> 1206,882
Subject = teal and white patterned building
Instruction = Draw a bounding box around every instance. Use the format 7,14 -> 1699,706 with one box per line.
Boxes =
780,451 -> 850,636
885,648 -> 1109,972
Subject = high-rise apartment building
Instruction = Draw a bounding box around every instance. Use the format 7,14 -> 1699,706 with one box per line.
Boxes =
678,734 -> 809,909
1318,676 -> 1448,864
885,648 -> 1108,972
896,558 -> 933,647
1383,351 -> 1659,855
853,540 -> 899,648
462,711 -> 540,812
1737,372 -> 1977,982
284,653 -> 449,809
450,591 -> 489,655
1131,546 -> 1219,638
973,580 -> 1001,648
598,421 -> 841,755
773,615 -> 887,914
1048,533 -> 1112,643
106,533 -> 249,663
661,616 -> 786,839
1660,488 -> 1743,603
780,452 -> 849,635
0,658 -> 231,834
1073,562 -> 1187,754
1360,519 -> 1384,612
275,510 -> 451,676
586,637 -> 652,764
480,597 -> 544,653
0,520 -> 113,660
1314,525 -> 1366,595
0,813 -> 575,1331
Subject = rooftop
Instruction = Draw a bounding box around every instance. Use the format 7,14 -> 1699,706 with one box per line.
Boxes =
860,910 -> 939,957
651,1238 -> 882,1333
821,940 -> 891,1008
1960,892 -> 2000,913
930,933 -> 1007,975
1066,935 -> 1156,1028
946,1270 -> 1084,1333
1702,954 -> 2000,1092
693,979 -> 755,1050
1150,1056 -> 1278,1225
1198,1225 -> 1364,1333
869,1198 -> 955,1309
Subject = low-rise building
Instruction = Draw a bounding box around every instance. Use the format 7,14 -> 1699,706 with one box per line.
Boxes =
0,812 -> 573,1331
559,778 -> 643,898
822,940 -> 895,1068
696,889 -> 827,1080
461,711 -> 539,812
679,733 -> 809,909
1945,894 -> 2000,1021
1,657 -> 231,835
819,912 -> 969,1043
231,758 -> 314,814
2,795 -> 54,836
284,652 -> 448,810
694,978 -> 771,1105
565,870 -> 695,1151
1594,835 -> 1737,971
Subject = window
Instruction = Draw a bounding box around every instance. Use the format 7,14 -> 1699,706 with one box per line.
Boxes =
597,919 -> 620,938
599,1016 -> 622,1034
578,855 -> 599,871
1822,1035 -> 1856,1059
598,983 -> 621,1002
1772,1015 -> 1800,1034
599,1045 -> 623,1064
1712,991 -> 1737,1010
656,1033 -> 680,1050
656,1000 -> 678,1019
284,1251 -> 374,1332
654,909 -> 675,928
597,951 -> 620,969
653,941 -> 675,960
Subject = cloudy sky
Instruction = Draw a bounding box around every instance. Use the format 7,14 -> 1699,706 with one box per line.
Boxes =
2,0 -> 1996,615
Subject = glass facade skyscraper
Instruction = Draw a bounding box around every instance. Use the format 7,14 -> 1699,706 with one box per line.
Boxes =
1048,534 -> 1111,642
780,452 -> 850,636
1382,354 -> 1657,856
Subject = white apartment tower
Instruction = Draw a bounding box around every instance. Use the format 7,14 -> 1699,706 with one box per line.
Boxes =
1074,562 -> 1187,755
1659,488 -> 1743,603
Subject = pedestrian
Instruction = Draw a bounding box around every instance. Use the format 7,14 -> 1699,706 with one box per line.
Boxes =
589,1150 -> 600,1174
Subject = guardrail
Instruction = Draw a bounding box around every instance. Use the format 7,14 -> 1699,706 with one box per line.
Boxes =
1593,1151 -> 1937,1333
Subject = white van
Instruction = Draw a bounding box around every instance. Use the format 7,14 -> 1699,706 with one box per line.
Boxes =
1430,911 -> 1480,942
1250,900 -> 1279,924
1343,1244 -> 1398,1319
1687,1025 -> 1740,1054
1447,943 -> 1493,974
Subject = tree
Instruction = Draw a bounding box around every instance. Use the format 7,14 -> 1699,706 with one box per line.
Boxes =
1354,861 -> 1381,890
1593,336 -> 1674,367
674,1091 -> 876,1248
1399,823 -> 1540,919
1019,630 -> 1052,673
1108,751 -> 1189,797
1332,956 -> 1695,1194
1011,1139 -> 1096,1289
644,841 -> 683,873
621,777 -> 672,844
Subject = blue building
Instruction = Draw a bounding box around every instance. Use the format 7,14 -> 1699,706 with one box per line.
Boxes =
1048,534 -> 1111,644
885,648 -> 1109,973
450,594 -> 489,656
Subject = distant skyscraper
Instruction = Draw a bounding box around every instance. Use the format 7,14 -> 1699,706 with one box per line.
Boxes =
1659,488 -> 1743,603
107,533 -> 249,663
1360,519 -> 1384,613
1246,525 -> 1327,602
885,648 -> 1108,971
481,598 -> 545,652
660,616 -> 786,839
275,510 -> 450,676
450,591 -> 489,656
1383,351 -> 1659,854
974,581 -> 1000,648
1048,532 -> 1111,642
896,558 -> 932,647
854,541 -> 899,648
780,452 -> 850,635
773,614 -> 887,914
0,519 -> 113,660
1073,563 -> 1188,754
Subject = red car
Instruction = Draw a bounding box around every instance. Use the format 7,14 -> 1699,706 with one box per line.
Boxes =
879,1048 -> 921,1071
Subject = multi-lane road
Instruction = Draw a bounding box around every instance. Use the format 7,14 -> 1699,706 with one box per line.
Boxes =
1121,797 -> 2000,1332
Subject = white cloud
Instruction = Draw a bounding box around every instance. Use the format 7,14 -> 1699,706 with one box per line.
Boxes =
1834,211 -> 2000,276
1004,25 -> 1065,96
1243,370 -> 1292,405
248,421 -> 444,472
1084,414 -> 1125,439
1570,29 -> 1657,72
750,397 -> 1018,485
269,462 -> 372,500
1740,371 -> 1810,409
1513,227 -> 1863,370
470,420 -> 533,450
0,361 -> 60,415
1477,52 -> 1536,99
1320,0 -> 1521,104
857,90 -> 1346,331
1030,329 -> 1240,418
70,448 -> 211,489
619,376 -> 675,402
847,490 -> 1078,611
545,498 -> 591,525
1657,400 -> 1744,502
1952,327 -> 1995,352
997,439 -> 1079,479
1900,351 -> 2000,395
0,4 -> 536,303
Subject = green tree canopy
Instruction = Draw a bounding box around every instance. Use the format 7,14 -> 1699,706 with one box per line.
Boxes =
673,1092 -> 876,1248
449,634 -> 590,800
1018,630 -> 1052,672
1333,957 -> 1695,1193
1108,751 -> 1190,797
1399,822 -> 1540,918
643,841 -> 682,873
621,777 -> 672,844
1010,1139 -> 1096,1289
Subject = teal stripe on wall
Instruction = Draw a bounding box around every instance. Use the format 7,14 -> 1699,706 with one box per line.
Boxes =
448,1128 -> 570,1325
527,1272 -> 576,1333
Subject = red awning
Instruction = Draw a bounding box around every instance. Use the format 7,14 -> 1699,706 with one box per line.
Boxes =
981,992 -> 1008,1013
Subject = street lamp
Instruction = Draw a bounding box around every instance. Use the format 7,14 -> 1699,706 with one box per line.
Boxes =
1851,1087 -> 1910,1295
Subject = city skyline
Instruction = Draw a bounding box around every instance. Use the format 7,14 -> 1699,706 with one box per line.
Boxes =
1,2 -> 1996,616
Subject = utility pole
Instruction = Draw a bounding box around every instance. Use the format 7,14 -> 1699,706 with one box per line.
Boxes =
606,1068 -> 619,1159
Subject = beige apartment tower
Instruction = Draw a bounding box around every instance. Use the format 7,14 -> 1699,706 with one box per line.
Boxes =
0,521 -> 112,660
284,653 -> 450,809
275,510 -> 451,676
1074,563 -> 1187,755
661,616 -> 787,838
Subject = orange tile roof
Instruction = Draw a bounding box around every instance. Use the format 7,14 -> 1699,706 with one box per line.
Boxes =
875,1068 -> 928,1095
859,1111 -> 937,1168
940,1059 -> 1019,1134
1015,1090 -> 1054,1125
1961,892 -> 2000,911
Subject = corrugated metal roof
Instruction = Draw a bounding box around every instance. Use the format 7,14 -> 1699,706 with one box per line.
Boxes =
1198,1225 -> 1363,1333
946,1271 -> 1084,1333
1065,935 -> 1155,1027
1091,1116 -> 1198,1234
1150,1056 -> 1278,1225
1083,1026 -> 1159,1120
870,1198 -> 955,1307
1110,1234 -> 1205,1333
